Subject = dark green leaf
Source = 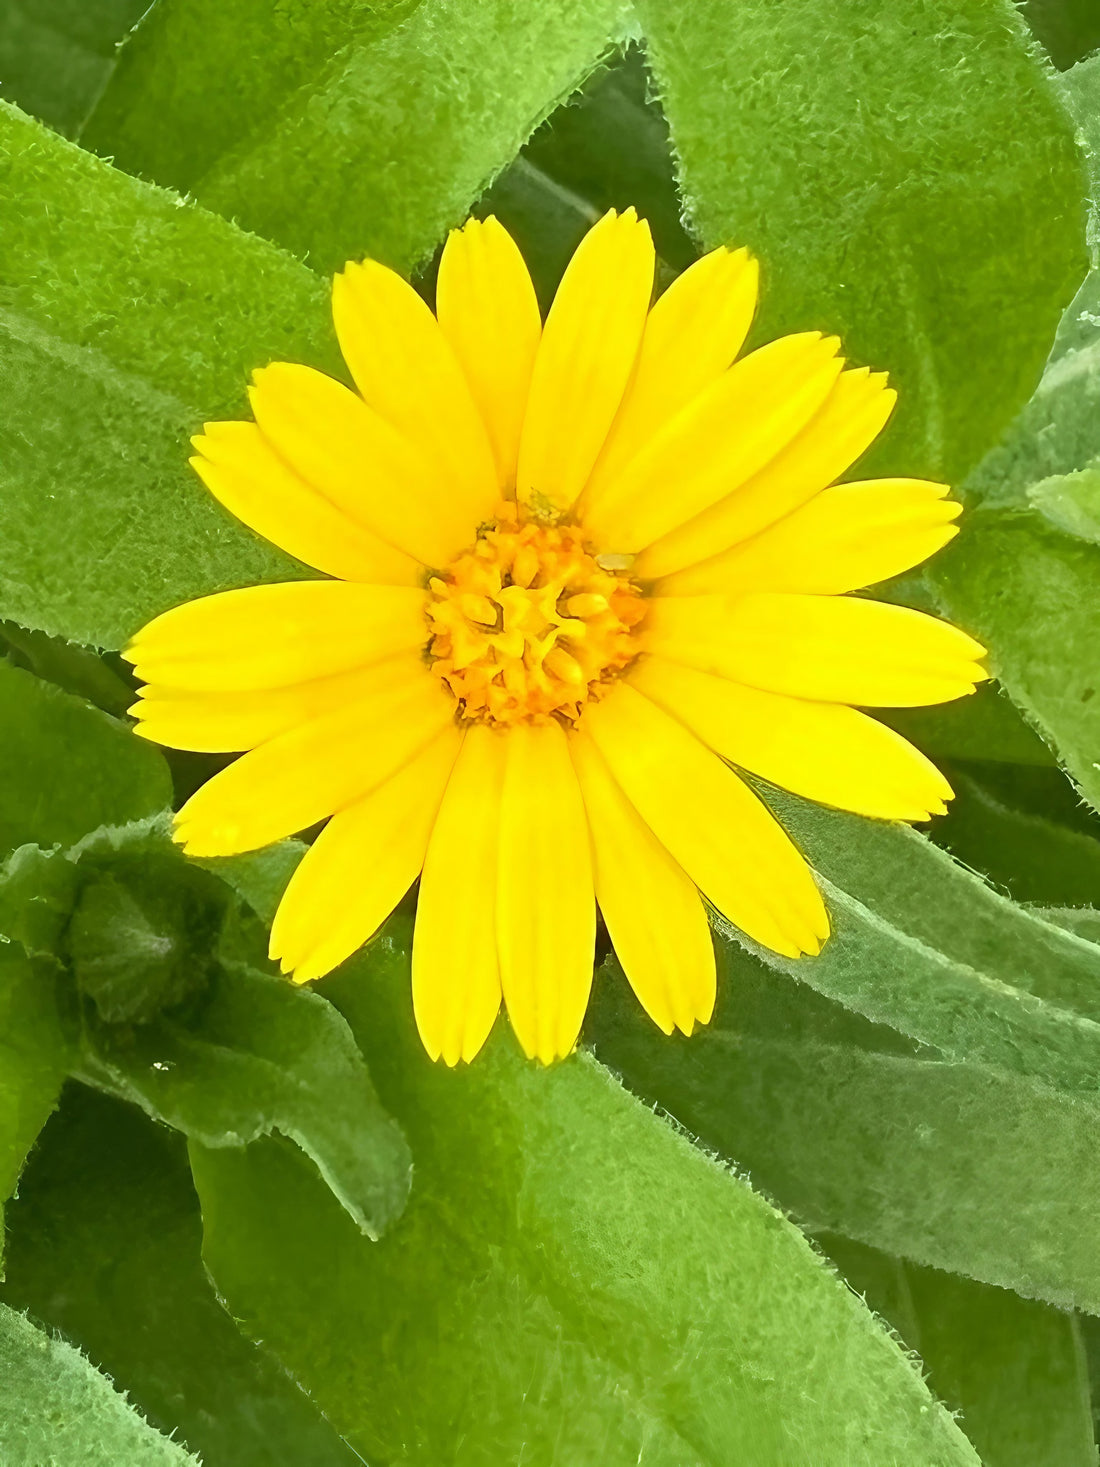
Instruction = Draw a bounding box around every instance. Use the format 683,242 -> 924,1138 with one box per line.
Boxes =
189,920 -> 979,1466
87,0 -> 634,275
932,763 -> 1100,907
1021,0 -> 1100,70
0,947 -> 71,1259
635,0 -> 1087,483
0,0 -> 148,137
1,1085 -> 365,1467
0,1300 -> 198,1466
0,661 -> 170,858
822,1236 -> 1096,1467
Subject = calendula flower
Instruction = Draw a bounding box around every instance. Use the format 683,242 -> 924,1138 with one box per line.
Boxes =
127,209 -> 985,1065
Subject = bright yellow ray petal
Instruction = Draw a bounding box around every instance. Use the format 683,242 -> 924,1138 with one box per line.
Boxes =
497,720 -> 595,1064
570,726 -> 715,1035
582,684 -> 828,959
271,724 -> 463,984
516,207 -> 654,516
332,258 -> 497,522
630,656 -> 954,821
436,216 -> 542,494
634,366 -> 895,579
580,245 -> 758,516
248,362 -> 471,568
412,724 -> 504,1066
130,655 -> 414,752
191,421 -> 420,586
124,581 -> 427,691
173,664 -> 454,856
583,332 -> 844,552
643,592 -> 989,706
660,479 -> 960,597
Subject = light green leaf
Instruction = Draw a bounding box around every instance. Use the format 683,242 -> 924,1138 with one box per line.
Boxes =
0,1301 -> 199,1466
635,0 -> 1087,483
931,509 -> 1100,809
822,1236 -> 1097,1467
0,102 -> 335,647
0,661 -> 170,859
1,1086 -> 366,1467
87,0 -> 634,275
1029,465 -> 1100,540
588,941 -> 1100,1313
189,920 -> 979,1467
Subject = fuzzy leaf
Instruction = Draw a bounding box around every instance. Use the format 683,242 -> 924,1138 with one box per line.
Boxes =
0,1301 -> 199,1466
635,0 -> 1087,484
0,662 -> 170,859
188,920 -> 979,1467
86,0 -> 634,275
589,939 -> 1100,1314
823,1237 -> 1096,1467
1,1086 -> 365,1467
0,102 -> 335,647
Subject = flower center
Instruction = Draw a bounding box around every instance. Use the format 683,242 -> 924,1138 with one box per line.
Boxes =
426,507 -> 646,727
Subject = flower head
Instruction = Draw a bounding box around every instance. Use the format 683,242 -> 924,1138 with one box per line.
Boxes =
127,209 -> 985,1065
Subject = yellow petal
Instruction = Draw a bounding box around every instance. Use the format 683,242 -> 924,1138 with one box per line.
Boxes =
630,656 -> 954,821
582,684 -> 828,959
436,216 -> 542,493
191,421 -> 419,585
271,724 -> 463,984
570,726 -> 716,1035
584,332 -> 844,552
497,720 -> 595,1063
580,245 -> 758,517
173,663 -> 454,856
516,208 -> 654,515
124,581 -> 427,691
660,479 -> 961,597
332,258 -> 497,522
248,362 -> 470,568
634,366 -> 895,579
130,655 -> 414,753
412,724 -> 504,1066
643,592 -> 989,706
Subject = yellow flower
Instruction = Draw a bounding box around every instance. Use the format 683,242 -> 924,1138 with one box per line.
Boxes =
126,209 -> 986,1065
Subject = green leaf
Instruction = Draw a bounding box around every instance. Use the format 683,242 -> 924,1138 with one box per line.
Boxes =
1,1085 -> 366,1467
587,939 -> 1100,1313
634,0 -> 1087,483
0,1300 -> 198,1466
822,1236 -> 1096,1467
0,947 -> 71,1260
0,661 -> 170,858
189,920 -> 979,1467
931,508 -> 1100,809
754,787 -> 1100,1088
0,101 -> 336,647
87,0 -> 634,275
879,682 -> 1055,768
932,763 -> 1100,907
0,0 -> 149,138
1021,0 -> 1100,71
1029,465 -> 1100,541
0,818 -> 411,1239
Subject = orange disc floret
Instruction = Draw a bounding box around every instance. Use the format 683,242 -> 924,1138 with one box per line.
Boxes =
426,504 -> 646,726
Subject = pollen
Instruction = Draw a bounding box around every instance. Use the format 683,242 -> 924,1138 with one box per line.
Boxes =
426,505 -> 647,726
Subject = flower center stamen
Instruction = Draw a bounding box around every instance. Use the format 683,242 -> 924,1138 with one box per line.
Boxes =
426,506 -> 646,727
